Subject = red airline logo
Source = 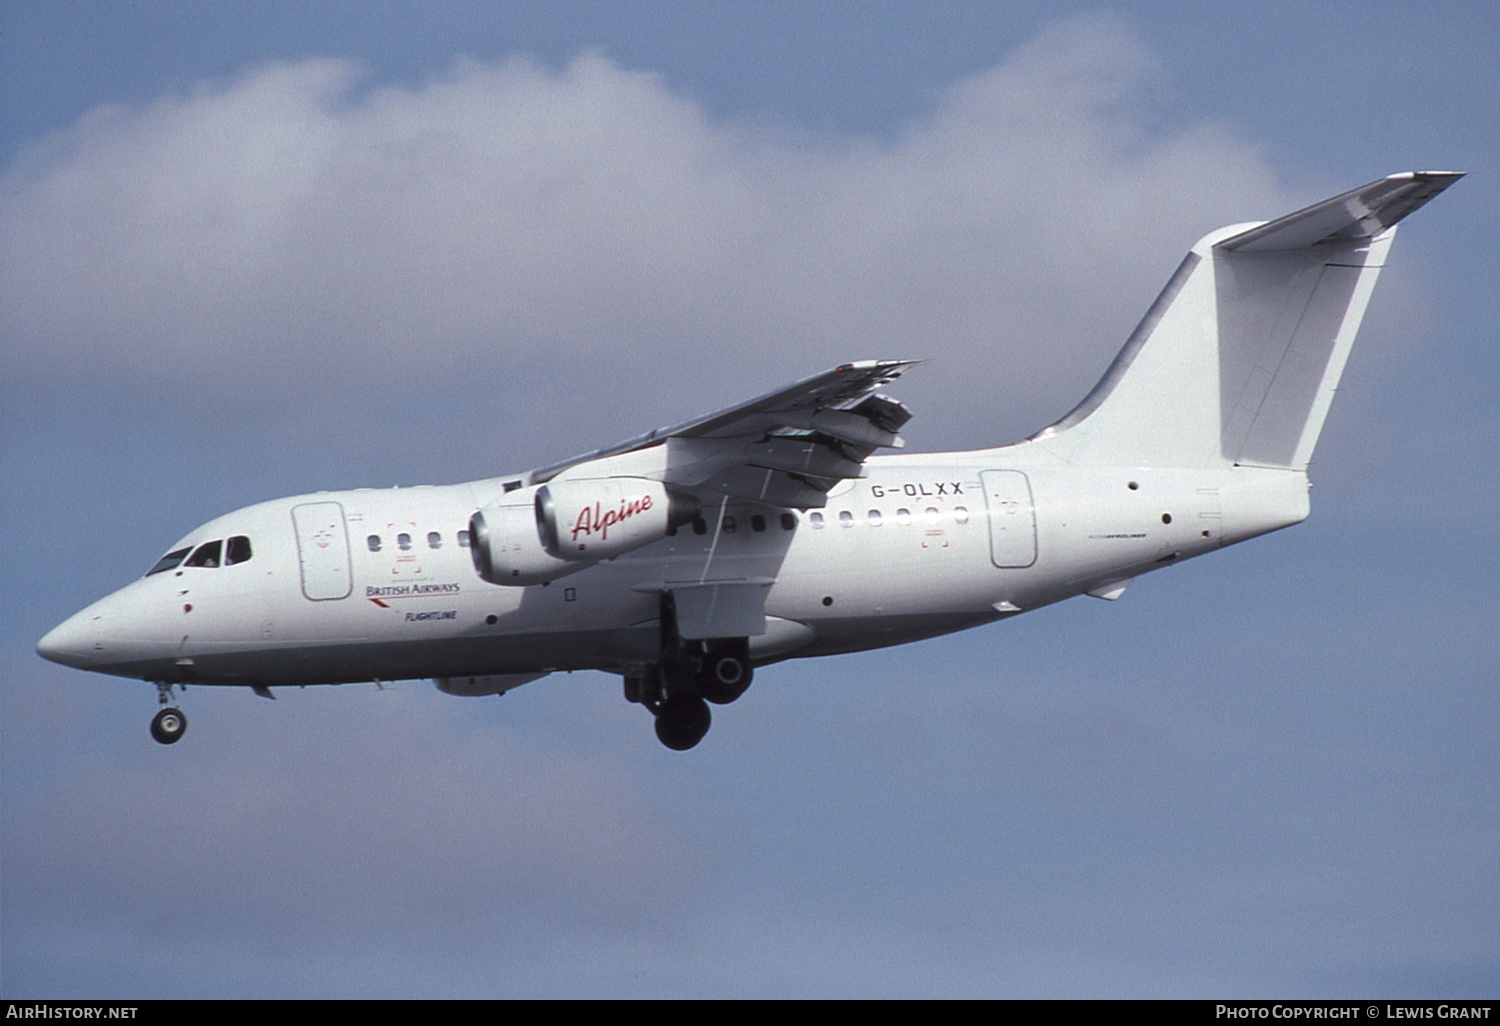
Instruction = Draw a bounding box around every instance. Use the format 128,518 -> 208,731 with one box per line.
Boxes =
571,493 -> 654,546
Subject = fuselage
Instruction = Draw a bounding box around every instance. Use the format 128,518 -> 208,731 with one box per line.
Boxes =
37,441 -> 1309,690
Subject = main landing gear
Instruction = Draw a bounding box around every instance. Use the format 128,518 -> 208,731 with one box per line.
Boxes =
624,595 -> 755,751
653,692 -> 713,751
150,682 -> 187,745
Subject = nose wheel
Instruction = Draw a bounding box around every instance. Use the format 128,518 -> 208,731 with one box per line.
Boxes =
150,682 -> 187,745
151,706 -> 187,745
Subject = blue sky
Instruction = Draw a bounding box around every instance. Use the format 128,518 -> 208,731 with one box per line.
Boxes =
2,1 -> 1497,998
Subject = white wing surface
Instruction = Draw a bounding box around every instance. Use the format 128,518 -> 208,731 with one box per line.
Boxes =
530,360 -> 921,508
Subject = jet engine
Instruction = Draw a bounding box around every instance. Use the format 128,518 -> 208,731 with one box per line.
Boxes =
469,500 -> 581,586
470,478 -> 698,586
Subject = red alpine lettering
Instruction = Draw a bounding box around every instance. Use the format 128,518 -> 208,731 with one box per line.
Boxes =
571,493 -> 653,544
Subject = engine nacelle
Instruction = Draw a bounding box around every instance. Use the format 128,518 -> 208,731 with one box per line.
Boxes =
537,477 -> 696,561
469,500 -> 582,586
470,478 -> 698,586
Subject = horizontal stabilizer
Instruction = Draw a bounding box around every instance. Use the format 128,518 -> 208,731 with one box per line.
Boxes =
1217,171 -> 1464,252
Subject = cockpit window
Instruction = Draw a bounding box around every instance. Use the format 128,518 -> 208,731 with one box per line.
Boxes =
146,547 -> 192,576
225,535 -> 253,565
184,540 -> 223,568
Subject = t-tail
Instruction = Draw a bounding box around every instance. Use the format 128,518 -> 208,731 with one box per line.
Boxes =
1030,171 -> 1464,471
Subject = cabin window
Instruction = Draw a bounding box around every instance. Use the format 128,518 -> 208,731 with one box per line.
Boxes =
925,507 -> 940,525
722,516 -> 738,534
954,507 -> 970,524
692,517 -> 708,536
428,531 -> 442,549
457,530 -> 471,548
780,512 -> 796,531
839,511 -> 854,528
867,509 -> 883,526
397,533 -> 412,551
751,514 -> 766,532
146,547 -> 192,576
810,512 -> 825,529
896,508 -> 912,525
225,536 -> 253,565
367,534 -> 382,552
184,539 -> 223,568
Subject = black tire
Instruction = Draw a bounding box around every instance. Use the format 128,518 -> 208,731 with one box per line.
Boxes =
697,648 -> 753,705
654,694 -> 711,751
151,707 -> 187,745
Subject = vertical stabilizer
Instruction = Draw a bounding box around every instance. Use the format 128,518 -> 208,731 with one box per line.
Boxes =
1031,172 -> 1463,470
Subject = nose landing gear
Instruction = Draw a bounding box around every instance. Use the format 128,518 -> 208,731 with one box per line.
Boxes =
150,682 -> 187,745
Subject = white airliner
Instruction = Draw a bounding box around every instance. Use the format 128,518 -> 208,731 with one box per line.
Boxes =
38,172 -> 1462,750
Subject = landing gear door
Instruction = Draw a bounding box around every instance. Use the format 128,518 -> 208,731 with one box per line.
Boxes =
981,470 -> 1038,569
291,501 -> 353,600
668,581 -> 770,640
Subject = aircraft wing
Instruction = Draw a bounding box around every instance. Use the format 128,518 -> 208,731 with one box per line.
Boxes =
531,360 -> 921,508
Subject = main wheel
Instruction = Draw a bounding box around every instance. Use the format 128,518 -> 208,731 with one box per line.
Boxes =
654,694 -> 711,751
697,647 -> 753,705
151,707 -> 187,745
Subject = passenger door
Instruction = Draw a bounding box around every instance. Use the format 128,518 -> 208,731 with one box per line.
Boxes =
291,501 -> 353,600
981,470 -> 1037,568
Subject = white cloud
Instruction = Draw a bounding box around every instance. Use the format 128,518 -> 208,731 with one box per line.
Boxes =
1,15 -> 1291,453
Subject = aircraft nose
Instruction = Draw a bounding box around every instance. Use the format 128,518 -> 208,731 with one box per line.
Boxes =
37,610 -> 104,669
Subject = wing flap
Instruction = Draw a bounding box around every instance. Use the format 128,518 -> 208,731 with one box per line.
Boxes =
745,436 -> 867,480
701,465 -> 833,509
